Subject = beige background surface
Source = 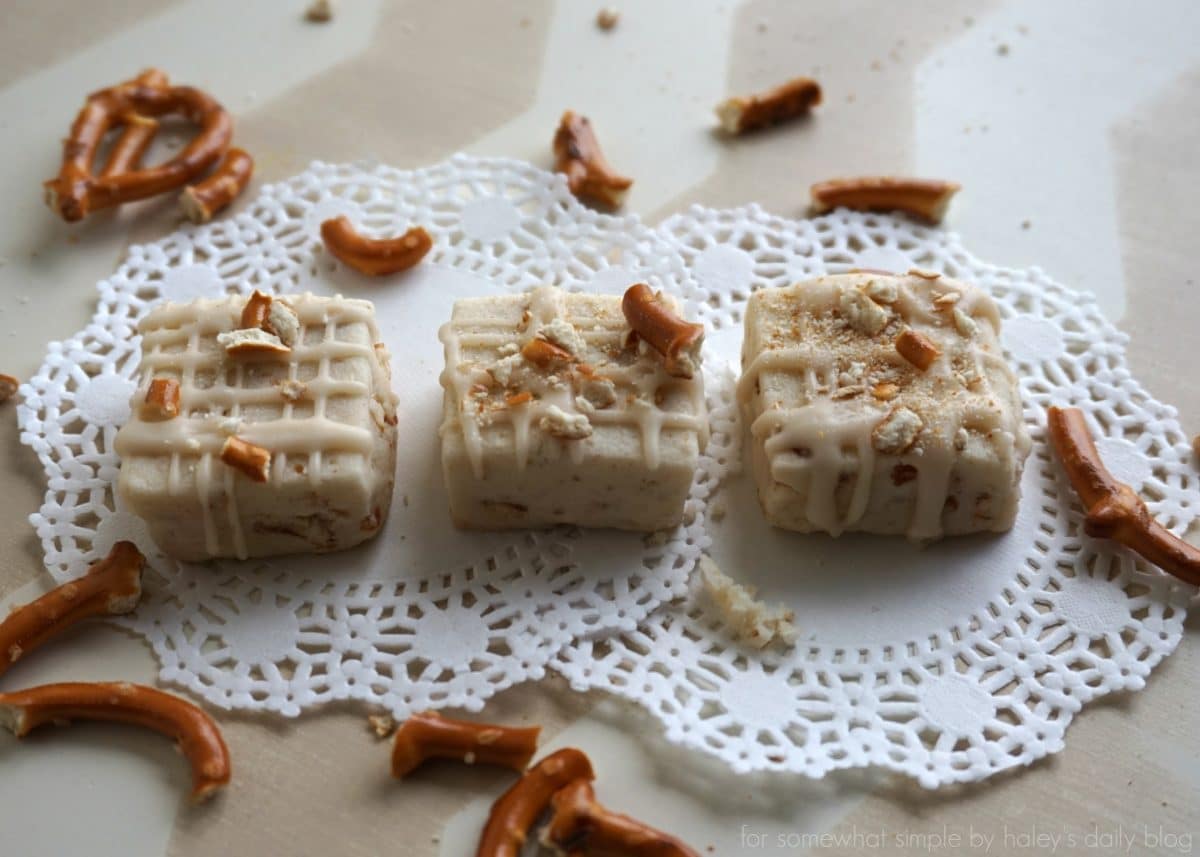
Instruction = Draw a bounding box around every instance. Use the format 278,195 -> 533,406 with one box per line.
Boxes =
1,2 -> 1198,855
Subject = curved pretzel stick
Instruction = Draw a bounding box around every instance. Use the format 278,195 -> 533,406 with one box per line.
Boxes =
541,779 -> 700,857
1047,407 -> 1200,585
553,111 -> 633,209
44,68 -> 232,222
476,748 -> 595,857
810,176 -> 960,224
390,711 -> 540,778
0,682 -> 230,803
320,216 -> 433,276
0,541 -> 144,680
180,148 -> 254,223
715,76 -> 822,134
621,283 -> 704,379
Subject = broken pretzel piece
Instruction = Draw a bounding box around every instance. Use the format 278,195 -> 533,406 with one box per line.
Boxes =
390,711 -> 540,779
811,176 -> 960,224
0,682 -> 231,803
621,283 -> 704,379
521,337 -> 573,368
218,328 -> 290,357
553,111 -> 633,209
1047,407 -> 1200,586
43,68 -> 233,222
715,76 -> 822,134
320,216 -> 432,276
220,436 -> 271,482
476,748 -> 595,857
541,779 -> 700,857
180,147 -> 254,223
895,328 -> 941,371
0,373 -> 18,403
142,377 -> 181,420
0,541 -> 144,681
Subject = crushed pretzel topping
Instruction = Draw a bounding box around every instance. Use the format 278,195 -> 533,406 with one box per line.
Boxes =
267,299 -> 300,347
277,379 -> 308,402
839,287 -> 890,335
537,317 -> 586,357
699,556 -> 797,648
0,373 -> 19,403
579,375 -> 617,409
872,407 -> 923,454
952,307 -> 979,338
539,405 -> 592,439
368,714 -> 395,739
217,328 -> 290,356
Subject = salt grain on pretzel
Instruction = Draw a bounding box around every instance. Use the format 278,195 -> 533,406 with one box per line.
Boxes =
540,778 -> 700,857
810,176 -> 961,224
44,68 -> 233,222
390,711 -> 540,779
0,682 -> 230,803
621,283 -> 704,379
553,111 -> 633,209
180,147 -> 254,223
0,541 -> 144,680
1048,406 -> 1200,585
476,748 -> 595,857
0,373 -> 18,403
715,76 -> 822,134
320,215 -> 433,276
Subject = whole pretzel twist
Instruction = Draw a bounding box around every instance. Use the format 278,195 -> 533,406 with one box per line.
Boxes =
1047,406 -> 1200,585
541,779 -> 700,857
0,541 -> 144,680
44,68 -> 232,222
0,682 -> 231,803
476,748 -> 595,857
390,711 -> 541,778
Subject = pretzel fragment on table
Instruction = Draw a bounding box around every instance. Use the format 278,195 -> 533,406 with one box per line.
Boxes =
540,779 -> 700,857
0,373 -> 18,403
390,711 -> 540,778
319,215 -> 433,276
621,283 -> 704,379
476,748 -> 595,857
180,148 -> 254,223
1047,406 -> 1200,585
220,436 -> 271,482
0,682 -> 230,803
553,111 -> 633,209
44,68 -> 233,222
0,541 -> 144,681
715,76 -> 822,134
810,176 -> 961,224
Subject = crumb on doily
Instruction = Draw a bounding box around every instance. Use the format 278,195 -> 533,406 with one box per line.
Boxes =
368,713 -> 395,738
698,555 -> 797,649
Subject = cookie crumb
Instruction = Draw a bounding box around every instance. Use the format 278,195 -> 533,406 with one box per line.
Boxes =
305,0 -> 333,22
595,7 -> 619,30
368,714 -> 395,738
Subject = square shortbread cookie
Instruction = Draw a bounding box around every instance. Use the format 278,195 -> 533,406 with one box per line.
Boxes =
438,286 -> 708,531
115,292 -> 398,561
738,272 -> 1030,541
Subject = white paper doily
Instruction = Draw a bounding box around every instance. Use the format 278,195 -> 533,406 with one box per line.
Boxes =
550,205 -> 1198,785
17,156 -> 736,716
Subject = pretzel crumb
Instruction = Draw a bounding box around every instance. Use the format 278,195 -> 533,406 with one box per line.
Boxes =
699,556 -> 797,649
217,328 -> 290,356
895,329 -> 941,371
277,379 -> 308,402
0,373 -> 19,403
305,0 -> 333,22
142,378 -> 181,420
220,436 -> 271,482
595,7 -> 619,29
539,405 -> 592,439
368,714 -> 395,739
872,407 -> 923,454
716,76 -> 822,134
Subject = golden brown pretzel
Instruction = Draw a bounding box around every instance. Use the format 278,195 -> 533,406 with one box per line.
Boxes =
390,711 -> 540,778
541,779 -> 700,857
0,541 -> 144,680
553,111 -> 633,209
0,373 -> 18,403
715,77 -> 822,134
220,436 -> 271,482
44,68 -> 233,222
621,283 -> 704,379
476,748 -> 595,857
319,216 -> 433,276
0,682 -> 231,803
1047,406 -> 1200,585
810,177 -> 960,224
180,148 -> 254,223
100,113 -> 160,178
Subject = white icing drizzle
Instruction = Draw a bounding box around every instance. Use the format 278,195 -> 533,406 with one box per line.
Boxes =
438,286 -> 708,479
115,293 -> 395,558
738,273 -> 1029,540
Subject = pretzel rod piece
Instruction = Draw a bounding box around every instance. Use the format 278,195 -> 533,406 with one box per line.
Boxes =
541,779 -> 700,857
180,148 -> 254,223
44,68 -> 232,222
715,76 -> 822,134
476,748 -> 595,857
390,711 -> 540,778
553,111 -> 633,209
0,682 -> 230,803
621,283 -> 704,379
810,176 -> 960,224
0,541 -> 144,680
320,216 -> 433,276
1047,406 -> 1200,585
